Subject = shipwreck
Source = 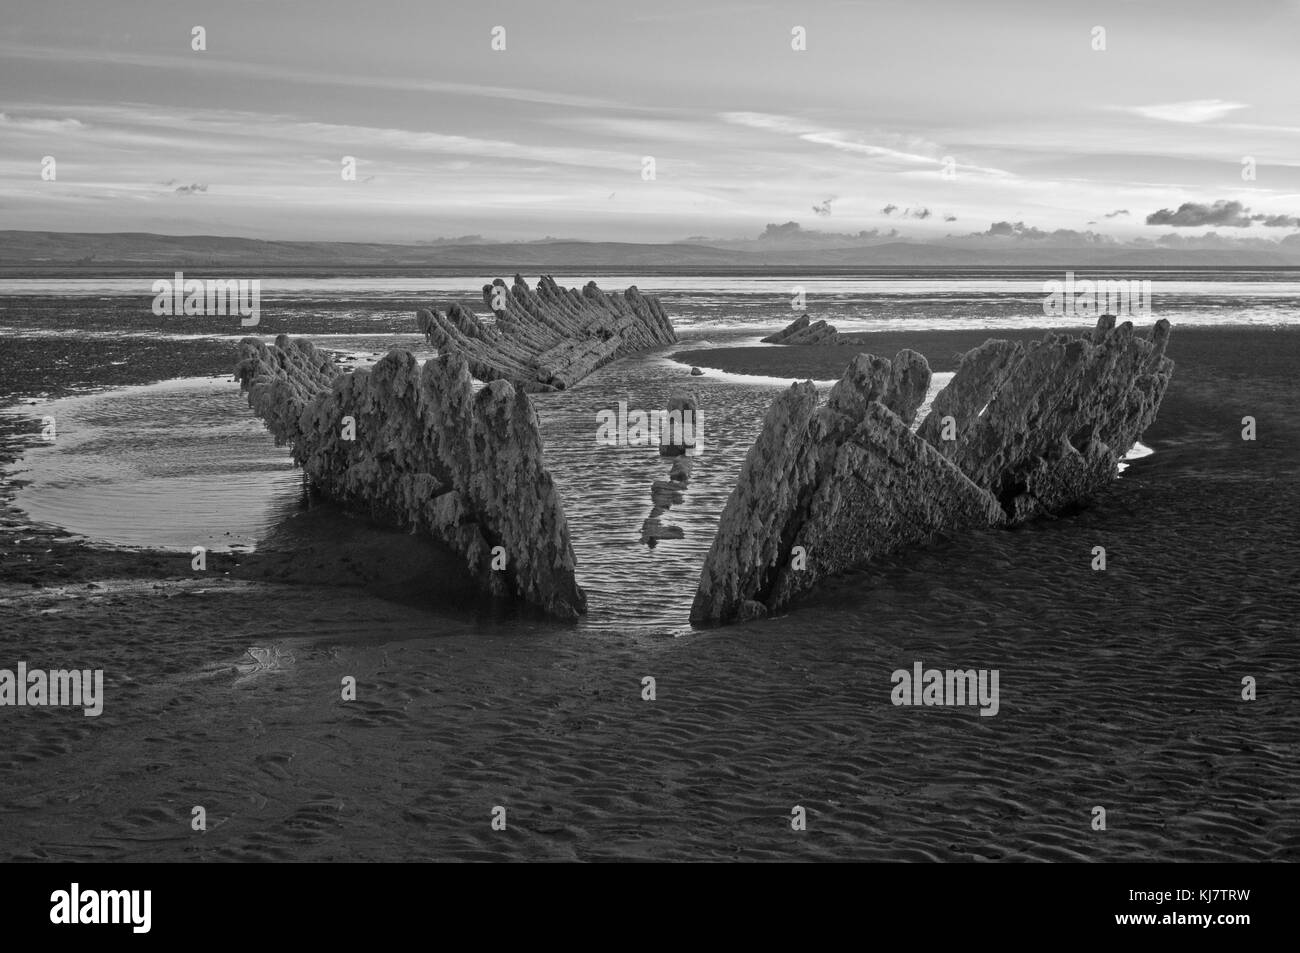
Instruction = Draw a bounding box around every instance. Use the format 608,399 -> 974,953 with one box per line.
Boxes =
691,315 -> 1174,626
235,334 -> 587,620
416,274 -> 677,392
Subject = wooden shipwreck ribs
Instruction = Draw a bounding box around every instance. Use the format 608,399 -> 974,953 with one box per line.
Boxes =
234,334 -> 587,620
416,274 -> 677,392
233,276 -> 678,620
234,285 -> 1173,627
690,314 -> 1174,626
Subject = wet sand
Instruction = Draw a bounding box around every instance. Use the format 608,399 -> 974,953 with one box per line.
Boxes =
673,325 -> 1300,377
2,325 -> 1298,861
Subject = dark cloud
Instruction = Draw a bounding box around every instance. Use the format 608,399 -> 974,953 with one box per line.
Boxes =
174,183 -> 208,195
984,220 -> 1048,239
962,222 -> 1113,244
1104,209 -> 1130,218
811,197 -> 835,216
1146,200 -> 1300,228
943,214 -> 957,222
881,204 -> 931,219
1146,200 -> 1251,227
760,221 -> 806,240
1253,212 -> 1300,227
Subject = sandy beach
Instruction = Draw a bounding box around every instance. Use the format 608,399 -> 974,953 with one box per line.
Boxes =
3,322 -> 1296,861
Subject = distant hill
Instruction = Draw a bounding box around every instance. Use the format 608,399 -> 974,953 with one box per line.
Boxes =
2,230 -> 1298,273
0,232 -> 743,271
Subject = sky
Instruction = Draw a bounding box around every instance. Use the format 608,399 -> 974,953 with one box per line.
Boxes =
2,0 -> 1299,243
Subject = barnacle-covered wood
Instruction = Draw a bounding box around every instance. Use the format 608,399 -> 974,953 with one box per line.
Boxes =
416,275 -> 677,392
917,316 -> 1174,520
235,334 -> 586,619
690,351 -> 1003,626
693,317 -> 1174,626
761,314 -> 843,345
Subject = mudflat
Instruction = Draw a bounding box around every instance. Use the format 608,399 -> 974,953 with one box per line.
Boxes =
1,324 -> 1296,861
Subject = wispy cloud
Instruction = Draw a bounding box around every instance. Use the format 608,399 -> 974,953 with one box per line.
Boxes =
1123,99 -> 1248,124
0,43 -> 625,111
0,102 -> 644,172
721,112 -> 939,166
0,112 -> 85,132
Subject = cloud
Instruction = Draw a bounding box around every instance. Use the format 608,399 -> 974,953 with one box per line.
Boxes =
1125,99 -> 1248,124
986,220 -> 1046,238
1253,212 -> 1300,227
1145,200 -> 1300,227
798,131 -> 935,165
966,222 -> 1112,244
722,112 -> 956,167
812,197 -> 835,216
0,112 -> 84,132
174,183 -> 208,195
757,222 -> 898,243
1147,200 -> 1251,227
943,214 -> 957,222
14,102 -> 650,175
1104,209 -> 1130,218
883,204 -> 933,219
0,43 -> 623,112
